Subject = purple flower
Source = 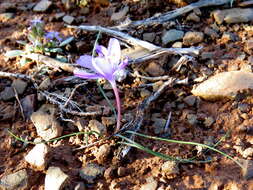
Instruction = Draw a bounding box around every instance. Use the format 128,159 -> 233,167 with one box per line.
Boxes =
45,31 -> 62,42
74,38 -> 128,132
30,18 -> 43,26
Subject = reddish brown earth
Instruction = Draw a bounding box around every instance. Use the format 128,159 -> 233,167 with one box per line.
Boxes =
1,0 -> 253,189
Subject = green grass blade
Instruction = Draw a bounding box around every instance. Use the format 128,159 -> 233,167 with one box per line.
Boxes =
124,131 -> 243,168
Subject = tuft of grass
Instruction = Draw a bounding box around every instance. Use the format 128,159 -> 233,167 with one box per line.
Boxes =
8,130 -> 101,145
117,131 -> 243,168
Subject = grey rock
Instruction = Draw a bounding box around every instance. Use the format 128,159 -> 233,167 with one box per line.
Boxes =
33,0 -> 52,12
63,15 -> 74,24
204,27 -> 219,39
187,114 -> 198,125
140,176 -> 158,190
88,120 -> 107,135
0,169 -> 28,190
0,2 -> 16,10
145,61 -> 165,76
152,118 -> 166,135
0,87 -> 15,101
79,163 -> 105,183
111,6 -> 129,21
140,89 -> 151,98
95,144 -> 111,164
186,12 -> 200,22
31,104 -> 63,141
162,29 -> 184,45
80,7 -> 90,15
21,94 -> 36,119
183,31 -> 204,46
25,143 -> 49,170
12,79 -> 27,95
45,167 -> 69,190
0,13 -> 14,22
204,116 -> 215,127
201,52 -> 215,60
143,32 -> 156,42
212,8 -> 253,24
183,95 -> 196,106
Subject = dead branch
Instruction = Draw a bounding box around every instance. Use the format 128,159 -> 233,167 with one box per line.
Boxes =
0,71 -> 31,80
22,53 -> 75,72
68,25 -> 201,56
114,0 -> 231,29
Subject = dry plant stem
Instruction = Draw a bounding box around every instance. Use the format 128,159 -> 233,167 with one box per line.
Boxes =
0,71 -> 31,80
115,0 -> 231,28
68,25 -> 201,56
13,87 -> 25,120
22,53 -> 75,72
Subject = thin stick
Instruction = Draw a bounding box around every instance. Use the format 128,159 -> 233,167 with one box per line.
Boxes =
13,87 -> 25,120
114,0 -> 231,29
0,71 -> 31,80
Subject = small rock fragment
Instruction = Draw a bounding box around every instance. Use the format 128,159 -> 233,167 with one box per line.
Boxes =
204,27 -> 219,39
79,163 -> 105,183
117,167 -> 129,177
101,116 -> 116,127
104,167 -> 114,180
111,6 -> 129,21
161,161 -> 179,179
172,41 -> 183,48
186,12 -> 200,22
31,104 -> 63,141
38,77 -> 51,90
55,12 -> 65,20
143,32 -> 156,42
33,0 -> 52,12
0,169 -> 28,190
12,79 -> 27,95
45,167 -> 69,190
183,95 -> 196,106
183,31 -> 204,46
0,13 -> 14,22
162,29 -> 184,45
187,114 -> 198,125
88,120 -> 107,135
63,15 -> 74,24
0,87 -> 15,101
145,61 -> 165,76
95,144 -> 111,164
152,118 -> 166,135
221,32 -> 238,42
25,143 -> 49,170
204,116 -> 215,127
61,0 -> 75,11
140,176 -> 158,190
242,148 -> 253,158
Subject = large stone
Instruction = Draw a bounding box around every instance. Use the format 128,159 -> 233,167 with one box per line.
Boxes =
25,143 -> 49,170
31,104 -> 63,141
33,0 -> 52,12
212,8 -> 253,24
45,167 -> 69,190
162,29 -> 184,45
0,169 -> 28,190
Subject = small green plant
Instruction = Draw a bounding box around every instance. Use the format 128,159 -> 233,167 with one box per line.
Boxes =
5,19 -> 74,63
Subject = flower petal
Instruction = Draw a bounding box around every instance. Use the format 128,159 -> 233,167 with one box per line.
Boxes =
96,45 -> 108,57
107,38 -> 121,67
76,55 -> 95,71
74,69 -> 101,79
118,58 -> 128,70
94,57 -> 114,81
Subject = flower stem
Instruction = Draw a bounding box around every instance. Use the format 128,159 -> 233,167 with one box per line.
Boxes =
111,82 -> 121,132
